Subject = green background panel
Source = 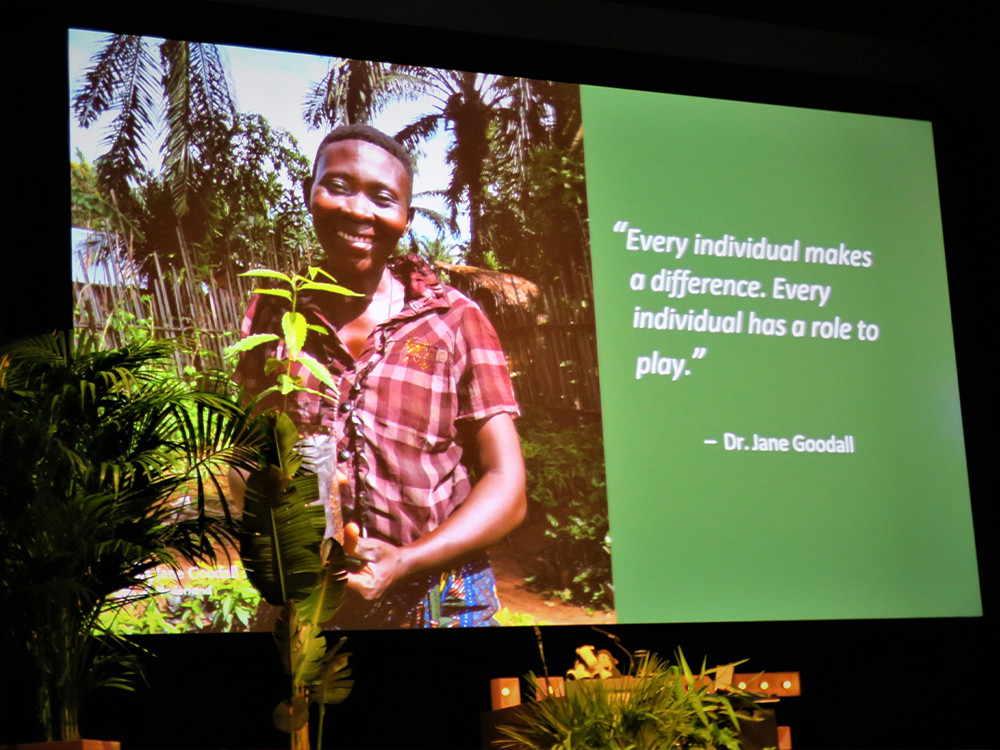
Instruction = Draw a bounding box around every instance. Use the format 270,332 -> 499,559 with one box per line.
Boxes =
579,85 -> 980,623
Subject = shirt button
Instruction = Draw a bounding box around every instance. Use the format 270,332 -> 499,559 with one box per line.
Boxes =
338,450 -> 351,462
339,402 -> 352,414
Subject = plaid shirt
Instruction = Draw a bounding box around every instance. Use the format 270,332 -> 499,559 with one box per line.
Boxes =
237,255 -> 519,548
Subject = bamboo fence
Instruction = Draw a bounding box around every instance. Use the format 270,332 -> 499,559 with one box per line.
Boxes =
74,239 -> 602,416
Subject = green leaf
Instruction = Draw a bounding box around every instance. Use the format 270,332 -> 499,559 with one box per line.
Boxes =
271,697 -> 308,733
277,373 -> 297,395
239,412 -> 323,606
312,637 -> 353,705
296,351 -> 339,394
282,311 -> 307,358
274,603 -> 328,685
225,333 -> 279,357
263,357 -> 284,376
242,475 -> 324,604
242,269 -> 293,283
252,288 -> 293,301
300,280 -> 362,297
293,622 -> 328,686
297,538 -> 348,625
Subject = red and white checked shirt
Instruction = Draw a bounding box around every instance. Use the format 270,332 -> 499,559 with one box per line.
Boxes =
237,255 -> 519,547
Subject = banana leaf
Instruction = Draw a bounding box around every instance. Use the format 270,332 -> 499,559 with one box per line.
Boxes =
239,411 -> 328,606
241,466 -> 324,605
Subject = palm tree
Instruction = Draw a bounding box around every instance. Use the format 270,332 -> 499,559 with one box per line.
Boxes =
0,331 -> 259,741
477,80 -> 590,282
302,58 -> 419,128
74,36 -> 316,280
396,69 -> 586,268
303,60 -> 557,268
73,34 -> 236,218
394,68 -> 553,267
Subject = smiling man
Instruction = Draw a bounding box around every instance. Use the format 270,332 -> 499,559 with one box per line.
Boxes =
237,124 -> 525,627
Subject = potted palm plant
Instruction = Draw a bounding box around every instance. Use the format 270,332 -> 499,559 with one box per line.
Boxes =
0,331 -> 259,744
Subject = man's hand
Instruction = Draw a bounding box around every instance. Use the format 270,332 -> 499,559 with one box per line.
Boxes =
345,535 -> 408,600
339,412 -> 525,602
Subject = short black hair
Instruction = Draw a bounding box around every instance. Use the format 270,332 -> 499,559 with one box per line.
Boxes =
312,123 -> 414,182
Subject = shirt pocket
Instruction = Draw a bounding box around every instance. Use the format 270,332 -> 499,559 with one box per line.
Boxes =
373,338 -> 456,451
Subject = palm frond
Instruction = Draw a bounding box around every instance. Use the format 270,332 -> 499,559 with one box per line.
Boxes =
393,112 -> 442,151
303,59 -> 422,129
1,330 -> 261,740
188,42 -> 236,127
159,39 -> 236,217
72,34 -> 160,195
410,196 -> 459,236
241,465 -> 324,605
160,39 -> 195,217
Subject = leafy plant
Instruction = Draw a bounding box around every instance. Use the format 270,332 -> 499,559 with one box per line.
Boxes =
516,409 -> 613,610
0,331 -> 259,741
481,138 -> 590,283
239,411 -> 352,750
230,265 -> 358,750
498,650 -> 764,750
98,562 -> 264,634
226,266 -> 358,408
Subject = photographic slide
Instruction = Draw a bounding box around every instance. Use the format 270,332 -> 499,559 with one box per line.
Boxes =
68,29 -> 980,631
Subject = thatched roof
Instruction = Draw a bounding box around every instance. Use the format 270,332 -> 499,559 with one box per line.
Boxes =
435,261 -> 538,311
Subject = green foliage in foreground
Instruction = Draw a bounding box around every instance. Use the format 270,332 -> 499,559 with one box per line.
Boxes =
231,257 -> 359,750
226,266 -> 357,410
0,332 -> 259,741
498,651 -> 764,750
238,411 -> 352,750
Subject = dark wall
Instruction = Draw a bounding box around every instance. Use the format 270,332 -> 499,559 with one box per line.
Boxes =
4,2 -> 995,747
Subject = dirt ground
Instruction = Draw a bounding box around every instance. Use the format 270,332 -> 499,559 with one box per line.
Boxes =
490,537 -> 615,626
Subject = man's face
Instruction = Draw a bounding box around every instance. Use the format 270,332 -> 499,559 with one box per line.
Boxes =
305,139 -> 413,283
